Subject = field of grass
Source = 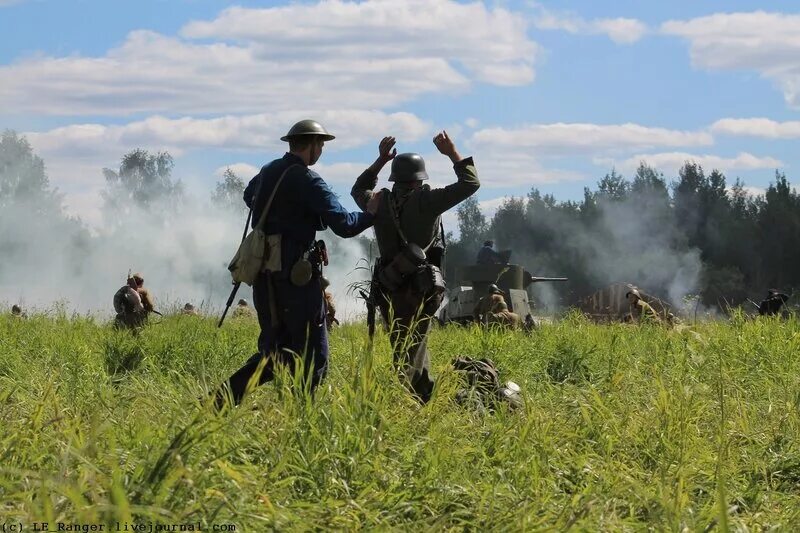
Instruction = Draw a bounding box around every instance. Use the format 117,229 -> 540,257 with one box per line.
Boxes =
1,310 -> 799,530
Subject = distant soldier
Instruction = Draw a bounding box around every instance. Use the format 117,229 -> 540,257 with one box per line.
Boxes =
11,304 -> 26,318
473,284 -> 507,324
320,277 -> 338,331
487,299 -> 522,328
352,131 -> 480,403
181,303 -> 200,316
113,273 -> 154,328
758,289 -> 789,316
626,289 -> 661,324
231,298 -> 255,319
476,240 -> 504,265
324,291 -> 338,331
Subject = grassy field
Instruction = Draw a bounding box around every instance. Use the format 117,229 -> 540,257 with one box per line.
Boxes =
1,310 -> 799,530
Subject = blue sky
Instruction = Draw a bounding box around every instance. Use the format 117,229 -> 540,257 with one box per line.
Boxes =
1,0 -> 798,228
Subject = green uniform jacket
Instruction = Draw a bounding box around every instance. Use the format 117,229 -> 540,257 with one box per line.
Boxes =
351,157 -> 479,263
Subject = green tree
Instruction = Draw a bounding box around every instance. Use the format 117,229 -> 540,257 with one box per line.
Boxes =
102,149 -> 182,217
211,167 -> 246,213
456,196 -> 487,250
0,130 -> 62,215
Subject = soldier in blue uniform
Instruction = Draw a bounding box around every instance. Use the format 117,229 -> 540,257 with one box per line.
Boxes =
214,120 -> 381,408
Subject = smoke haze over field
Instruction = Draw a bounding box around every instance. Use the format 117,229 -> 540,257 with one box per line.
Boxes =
0,133 -> 370,319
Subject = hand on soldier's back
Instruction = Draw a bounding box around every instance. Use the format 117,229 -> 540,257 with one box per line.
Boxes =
366,190 -> 383,215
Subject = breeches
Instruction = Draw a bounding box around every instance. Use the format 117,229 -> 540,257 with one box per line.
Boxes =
377,287 -> 444,403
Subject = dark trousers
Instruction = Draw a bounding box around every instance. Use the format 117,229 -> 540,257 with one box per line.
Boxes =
377,286 -> 444,404
217,273 -> 328,406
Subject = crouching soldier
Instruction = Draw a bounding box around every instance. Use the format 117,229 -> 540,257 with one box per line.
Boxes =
321,278 -> 339,331
487,300 -> 522,329
231,298 -> 255,319
352,131 -> 479,403
113,272 -> 154,329
626,288 -> 661,324
473,284 -> 506,324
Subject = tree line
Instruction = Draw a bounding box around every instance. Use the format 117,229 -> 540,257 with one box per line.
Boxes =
447,162 -> 799,310
3,129 -> 797,311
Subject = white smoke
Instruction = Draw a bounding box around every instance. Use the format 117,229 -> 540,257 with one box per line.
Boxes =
0,191 -> 370,320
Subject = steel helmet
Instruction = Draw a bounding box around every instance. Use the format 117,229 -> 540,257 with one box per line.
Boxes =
388,153 -> 429,182
280,119 -> 335,142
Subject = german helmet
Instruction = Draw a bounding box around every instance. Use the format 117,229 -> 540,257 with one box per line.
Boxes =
388,153 -> 429,182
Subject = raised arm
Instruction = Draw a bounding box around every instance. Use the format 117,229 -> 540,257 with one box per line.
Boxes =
421,131 -> 480,215
351,136 -> 396,210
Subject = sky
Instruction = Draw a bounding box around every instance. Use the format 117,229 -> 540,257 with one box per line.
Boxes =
2,0 -> 799,230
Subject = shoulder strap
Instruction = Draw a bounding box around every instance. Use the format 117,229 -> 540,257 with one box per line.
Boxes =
254,164 -> 300,231
386,191 -> 439,252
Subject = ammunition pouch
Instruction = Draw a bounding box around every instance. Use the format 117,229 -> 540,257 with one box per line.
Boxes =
377,243 -> 426,292
411,264 -> 446,296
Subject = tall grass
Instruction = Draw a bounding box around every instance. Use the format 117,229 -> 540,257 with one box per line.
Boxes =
1,310 -> 799,529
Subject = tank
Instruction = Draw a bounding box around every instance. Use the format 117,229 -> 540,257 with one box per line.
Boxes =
577,282 -> 673,322
439,263 -> 567,324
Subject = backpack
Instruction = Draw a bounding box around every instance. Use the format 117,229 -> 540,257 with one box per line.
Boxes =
452,356 -> 522,411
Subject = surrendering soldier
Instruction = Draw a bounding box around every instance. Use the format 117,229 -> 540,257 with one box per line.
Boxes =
352,131 -> 479,403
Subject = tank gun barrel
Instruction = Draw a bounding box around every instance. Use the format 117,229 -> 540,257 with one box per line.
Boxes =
522,270 -> 568,288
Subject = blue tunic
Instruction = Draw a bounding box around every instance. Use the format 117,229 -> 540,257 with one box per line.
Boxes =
227,153 -> 374,396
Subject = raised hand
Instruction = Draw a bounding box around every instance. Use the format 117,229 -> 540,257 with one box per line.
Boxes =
378,136 -> 397,164
433,130 -> 461,162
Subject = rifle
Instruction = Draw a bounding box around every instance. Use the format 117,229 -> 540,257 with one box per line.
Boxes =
218,199 -> 255,328
360,286 -> 376,340
747,299 -> 762,313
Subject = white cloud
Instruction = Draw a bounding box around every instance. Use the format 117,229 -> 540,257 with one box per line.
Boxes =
215,163 -> 260,180
0,0 -> 538,116
604,152 -> 783,175
26,110 -> 430,160
530,3 -> 647,44
711,118 -> 800,139
183,1 -> 538,85
470,122 -> 712,156
25,109 -> 429,229
661,11 -> 800,107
